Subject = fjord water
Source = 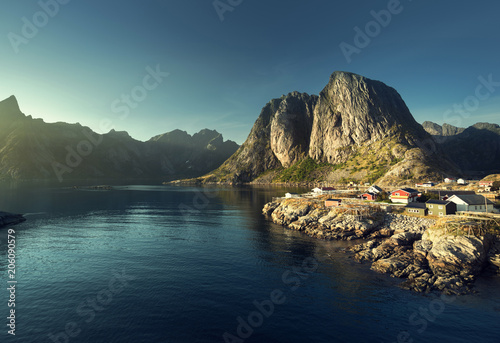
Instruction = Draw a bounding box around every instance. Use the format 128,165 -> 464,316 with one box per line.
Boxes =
1,184 -> 499,343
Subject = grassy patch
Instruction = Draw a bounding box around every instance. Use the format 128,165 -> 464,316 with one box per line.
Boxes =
273,157 -> 332,182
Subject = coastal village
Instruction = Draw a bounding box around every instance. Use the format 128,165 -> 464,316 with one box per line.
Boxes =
283,177 -> 499,216
263,175 -> 500,295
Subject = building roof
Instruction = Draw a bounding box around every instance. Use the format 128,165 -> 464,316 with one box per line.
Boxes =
427,190 -> 475,197
393,188 -> 418,194
405,203 -> 427,209
426,199 -> 450,205
449,194 -> 494,205
313,187 -> 335,191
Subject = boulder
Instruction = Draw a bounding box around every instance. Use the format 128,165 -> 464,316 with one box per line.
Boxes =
262,201 -> 280,215
371,254 -> 412,275
425,234 -> 490,277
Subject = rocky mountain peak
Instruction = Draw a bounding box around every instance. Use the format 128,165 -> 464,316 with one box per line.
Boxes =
309,71 -> 426,163
421,121 -> 443,136
0,95 -> 24,119
472,122 -> 500,131
421,120 -> 500,175
206,71 -> 443,184
149,129 -> 191,145
192,128 -> 221,146
422,121 -> 465,137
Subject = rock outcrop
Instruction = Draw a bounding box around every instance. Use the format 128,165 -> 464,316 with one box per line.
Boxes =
352,225 -> 496,295
263,197 -> 499,295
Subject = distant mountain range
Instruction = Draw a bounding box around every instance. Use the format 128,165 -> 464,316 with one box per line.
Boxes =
422,121 -> 500,176
3,72 -> 499,185
0,96 -> 238,182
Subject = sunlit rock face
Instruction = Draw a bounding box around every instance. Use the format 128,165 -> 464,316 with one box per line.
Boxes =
212,71 -> 444,184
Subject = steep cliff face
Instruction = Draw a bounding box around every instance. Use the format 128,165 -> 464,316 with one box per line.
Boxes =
309,72 -> 425,163
270,92 -> 318,167
423,121 -> 500,175
205,71 -> 450,184
0,96 -> 239,181
205,98 -> 285,183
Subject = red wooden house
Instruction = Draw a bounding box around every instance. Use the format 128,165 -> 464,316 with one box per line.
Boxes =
390,188 -> 419,204
361,193 -> 377,201
325,199 -> 342,207
479,181 -> 494,187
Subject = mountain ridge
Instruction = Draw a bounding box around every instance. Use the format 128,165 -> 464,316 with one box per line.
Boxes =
422,121 -> 500,175
0,96 -> 239,181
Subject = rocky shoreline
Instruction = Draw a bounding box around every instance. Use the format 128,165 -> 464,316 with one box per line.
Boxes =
0,211 -> 26,228
263,197 -> 500,295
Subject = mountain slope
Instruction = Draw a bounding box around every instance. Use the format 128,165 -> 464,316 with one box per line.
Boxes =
0,96 -> 239,181
423,121 -> 500,175
200,71 -> 457,185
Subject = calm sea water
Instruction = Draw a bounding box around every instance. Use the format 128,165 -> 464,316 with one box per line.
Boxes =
0,183 -> 499,343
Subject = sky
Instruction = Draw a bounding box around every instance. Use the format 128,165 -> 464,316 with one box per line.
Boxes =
0,0 -> 499,144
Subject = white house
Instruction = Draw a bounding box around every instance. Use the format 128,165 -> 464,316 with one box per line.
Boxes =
312,187 -> 336,195
447,194 -> 495,213
368,185 -> 383,194
285,193 -> 299,198
444,178 -> 456,183
457,178 -> 467,185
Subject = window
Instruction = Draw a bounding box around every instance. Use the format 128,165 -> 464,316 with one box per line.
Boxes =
439,206 -> 443,209
429,205 -> 433,208
439,212 -> 443,216
429,211 -> 433,215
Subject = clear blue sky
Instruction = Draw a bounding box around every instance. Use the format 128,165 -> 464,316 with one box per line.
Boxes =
1,0 -> 499,144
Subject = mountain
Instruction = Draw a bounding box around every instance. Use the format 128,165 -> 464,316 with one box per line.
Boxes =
423,121 -> 500,176
0,96 -> 239,182
148,129 -> 240,175
197,71 -> 457,185
422,121 -> 465,139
